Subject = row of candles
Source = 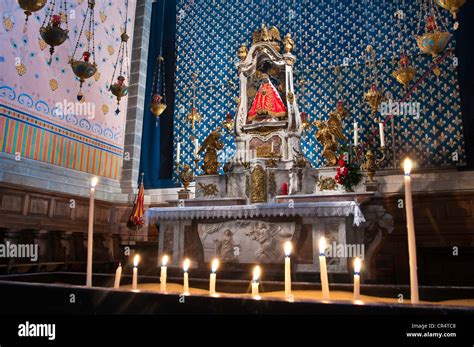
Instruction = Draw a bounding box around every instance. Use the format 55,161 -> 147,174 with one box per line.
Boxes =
353,121 -> 385,147
89,158 -> 418,303
115,238 -> 363,301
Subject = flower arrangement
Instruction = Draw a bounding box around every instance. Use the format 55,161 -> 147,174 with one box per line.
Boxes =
335,153 -> 362,192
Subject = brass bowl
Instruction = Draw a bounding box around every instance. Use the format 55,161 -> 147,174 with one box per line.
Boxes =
416,31 -> 451,58
110,84 -> 129,102
436,0 -> 466,19
18,0 -> 47,16
40,25 -> 68,48
70,60 -> 98,84
151,102 -> 167,117
392,66 -> 416,88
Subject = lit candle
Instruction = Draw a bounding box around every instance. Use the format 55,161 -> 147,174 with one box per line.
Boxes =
271,141 -> 274,153
379,122 -> 385,147
86,176 -> 98,287
113,262 -> 122,289
194,139 -> 199,159
353,122 -> 359,146
353,257 -> 361,300
251,265 -> 261,298
160,255 -> 169,292
284,241 -> 292,299
319,237 -> 330,300
177,142 -> 181,164
183,258 -> 190,295
132,254 -> 139,290
209,258 -> 219,296
404,158 -> 419,304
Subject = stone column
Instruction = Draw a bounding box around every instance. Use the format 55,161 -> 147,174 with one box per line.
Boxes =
120,0 -> 153,193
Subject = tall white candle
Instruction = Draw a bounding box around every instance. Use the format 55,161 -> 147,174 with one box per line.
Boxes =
271,141 -> 274,153
404,158 -> 419,304
319,237 -> 330,300
353,257 -> 361,300
160,255 -> 169,292
132,254 -> 139,290
209,258 -> 219,296
86,176 -> 98,287
176,142 -> 181,164
284,241 -> 292,299
252,265 -> 261,298
194,139 -> 199,158
183,258 -> 190,295
114,262 -> 122,289
353,122 -> 359,146
379,122 -> 385,147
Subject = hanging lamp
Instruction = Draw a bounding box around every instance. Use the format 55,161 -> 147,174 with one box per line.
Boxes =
18,0 -> 47,33
39,0 -> 68,64
69,0 -> 98,102
150,56 -> 167,126
109,0 -> 131,115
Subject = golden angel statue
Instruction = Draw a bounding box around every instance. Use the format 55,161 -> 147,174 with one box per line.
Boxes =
198,128 -> 224,175
314,101 -> 347,166
283,33 -> 294,53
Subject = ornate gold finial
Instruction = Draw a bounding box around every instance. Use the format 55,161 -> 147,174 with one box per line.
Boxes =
179,164 -> 194,191
237,44 -> 248,61
198,129 -> 224,175
361,148 -> 386,182
283,33 -> 294,53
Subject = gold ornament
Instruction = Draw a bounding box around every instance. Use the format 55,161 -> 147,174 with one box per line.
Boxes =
250,165 -> 267,203
198,183 -> 219,197
283,33 -> 294,54
49,78 -> 58,91
314,102 -> 347,167
237,44 -> 248,61
361,148 -> 386,182
363,84 -> 386,118
392,54 -> 416,89
179,164 -> 194,192
416,31 -> 451,59
436,0 -> 466,19
198,129 -> 224,175
102,104 -> 109,114
317,177 -> 337,191
16,63 -> 27,76
18,0 -> 47,32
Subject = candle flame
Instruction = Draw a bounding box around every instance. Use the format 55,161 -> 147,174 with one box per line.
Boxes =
183,258 -> 190,272
211,258 -> 219,273
319,237 -> 326,255
284,241 -> 292,257
253,265 -> 261,282
354,257 -> 361,274
403,158 -> 412,175
133,254 -> 140,267
161,255 -> 169,267
91,176 -> 99,188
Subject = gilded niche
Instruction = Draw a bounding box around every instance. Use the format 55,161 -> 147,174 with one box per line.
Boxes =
250,165 -> 267,203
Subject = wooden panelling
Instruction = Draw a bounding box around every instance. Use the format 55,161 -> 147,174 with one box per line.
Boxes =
0,193 -> 23,213
29,197 -> 49,216
53,199 -> 73,218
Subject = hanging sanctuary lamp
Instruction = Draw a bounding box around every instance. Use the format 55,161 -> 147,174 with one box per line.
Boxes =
69,0 -> 98,102
392,6 -> 416,89
436,0 -> 466,27
18,0 -> 47,33
186,72 -> 201,131
39,0 -> 69,64
415,0 -> 451,76
109,0 -> 130,115
150,56 -> 167,127
362,45 -> 385,119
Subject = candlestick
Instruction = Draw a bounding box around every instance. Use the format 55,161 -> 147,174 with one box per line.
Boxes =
177,142 -> 181,164
209,258 -> 219,296
251,265 -> 261,298
319,237 -> 330,300
404,158 -> 419,304
379,122 -> 385,147
113,262 -> 122,289
284,241 -> 292,299
353,257 -> 361,300
270,141 -> 274,153
86,176 -> 98,287
183,258 -> 190,295
160,255 -> 169,292
132,254 -> 139,290
353,122 -> 359,146
194,139 -> 199,159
